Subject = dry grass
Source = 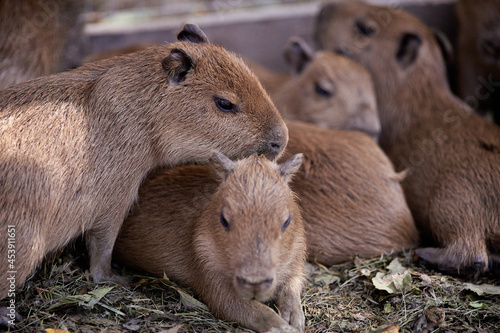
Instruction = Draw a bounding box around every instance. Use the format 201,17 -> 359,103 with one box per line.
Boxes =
1,244 -> 499,333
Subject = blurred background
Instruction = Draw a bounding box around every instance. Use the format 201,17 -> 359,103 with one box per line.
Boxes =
83,0 -> 456,72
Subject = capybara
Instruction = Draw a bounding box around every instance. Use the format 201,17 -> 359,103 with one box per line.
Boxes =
0,24 -> 288,299
115,121 -> 416,276
456,0 -> 500,124
315,1 -> 500,276
0,0 -> 86,90
247,37 -> 381,141
114,152 -> 306,333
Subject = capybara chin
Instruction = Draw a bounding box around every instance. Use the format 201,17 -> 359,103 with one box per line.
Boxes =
114,153 -> 306,333
315,1 -> 500,276
0,23 -> 288,299
247,37 -> 381,141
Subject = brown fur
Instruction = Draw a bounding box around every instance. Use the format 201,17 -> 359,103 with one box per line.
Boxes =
0,0 -> 86,90
114,153 -> 306,332
247,38 -> 380,140
114,121 -> 416,276
455,0 -> 500,124
0,24 -> 288,299
315,1 -> 500,276
284,121 -> 416,265
83,44 -> 153,63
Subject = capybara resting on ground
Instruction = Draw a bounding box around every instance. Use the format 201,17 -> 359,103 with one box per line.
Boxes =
247,37 -> 381,141
114,153 -> 306,333
0,24 -> 288,299
115,121 -> 416,275
315,1 -> 500,276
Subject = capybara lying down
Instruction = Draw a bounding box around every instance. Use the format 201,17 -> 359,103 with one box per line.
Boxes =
114,153 -> 306,333
247,37 -> 381,141
455,0 -> 500,124
115,121 -> 416,276
0,0 -> 86,90
315,1 -> 500,276
284,121 -> 417,265
0,24 -> 288,299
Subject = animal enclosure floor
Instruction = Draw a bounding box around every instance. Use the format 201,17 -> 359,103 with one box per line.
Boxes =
1,245 -> 499,333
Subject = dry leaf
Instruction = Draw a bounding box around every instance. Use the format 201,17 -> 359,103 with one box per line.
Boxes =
45,329 -> 70,333
464,283 -> 500,296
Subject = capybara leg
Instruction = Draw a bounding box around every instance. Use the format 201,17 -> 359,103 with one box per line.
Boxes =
210,297 -> 297,333
275,276 -> 305,332
85,217 -> 123,282
416,242 -> 489,276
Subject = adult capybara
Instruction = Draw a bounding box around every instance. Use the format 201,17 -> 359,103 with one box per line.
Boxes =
0,0 -> 86,90
114,152 -> 306,333
247,37 -> 381,141
456,0 -> 500,124
0,24 -> 288,299
315,1 -> 500,276
115,121 -> 416,276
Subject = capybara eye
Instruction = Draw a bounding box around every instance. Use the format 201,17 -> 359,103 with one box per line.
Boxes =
315,82 -> 333,98
282,215 -> 291,231
355,19 -> 376,37
214,97 -> 236,113
220,212 -> 230,231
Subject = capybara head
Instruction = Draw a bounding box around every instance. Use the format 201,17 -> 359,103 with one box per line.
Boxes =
195,152 -> 305,302
314,2 -> 448,95
314,2 -> 450,147
89,24 -> 288,163
276,37 -> 380,141
457,0 -> 500,66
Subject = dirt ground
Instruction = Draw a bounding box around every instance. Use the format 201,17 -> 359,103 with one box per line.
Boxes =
1,242 -> 499,333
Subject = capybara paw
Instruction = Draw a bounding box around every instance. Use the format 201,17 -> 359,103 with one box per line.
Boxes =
0,307 -> 23,329
264,324 -> 300,333
279,304 -> 305,332
416,247 -> 489,277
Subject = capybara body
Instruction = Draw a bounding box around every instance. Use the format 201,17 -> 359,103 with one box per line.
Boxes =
0,0 -> 86,90
0,25 -> 288,299
283,121 -> 416,265
114,153 -> 306,332
115,121 -> 416,276
247,38 -> 381,140
315,1 -> 500,275
456,0 -> 500,124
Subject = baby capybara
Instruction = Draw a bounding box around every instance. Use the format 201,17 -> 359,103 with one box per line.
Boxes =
0,24 -> 288,299
315,1 -> 500,276
114,153 -> 306,332
247,37 -> 380,141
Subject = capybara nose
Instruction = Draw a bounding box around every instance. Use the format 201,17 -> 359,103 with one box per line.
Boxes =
260,125 -> 288,160
236,275 -> 274,292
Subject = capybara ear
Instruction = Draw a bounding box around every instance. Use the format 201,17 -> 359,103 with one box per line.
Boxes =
177,23 -> 209,44
279,153 -> 303,183
210,151 -> 236,180
283,37 -> 314,74
162,48 -> 194,84
396,32 -> 422,69
432,29 -> 454,65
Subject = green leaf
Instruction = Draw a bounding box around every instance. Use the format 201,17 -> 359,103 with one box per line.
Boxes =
469,301 -> 488,309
